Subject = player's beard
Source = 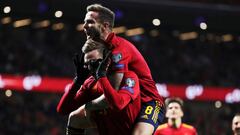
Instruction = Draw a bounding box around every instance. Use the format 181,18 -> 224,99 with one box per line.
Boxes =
86,27 -> 101,39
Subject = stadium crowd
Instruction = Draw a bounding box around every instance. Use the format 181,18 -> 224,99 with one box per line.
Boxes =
1,26 -> 239,87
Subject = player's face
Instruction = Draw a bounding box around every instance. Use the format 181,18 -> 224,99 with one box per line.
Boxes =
165,102 -> 183,119
84,49 -> 103,72
83,11 -> 103,39
232,116 -> 240,135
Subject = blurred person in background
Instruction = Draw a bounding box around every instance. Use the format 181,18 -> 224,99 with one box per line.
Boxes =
154,97 -> 197,135
66,3 -> 165,135
232,113 -> 240,135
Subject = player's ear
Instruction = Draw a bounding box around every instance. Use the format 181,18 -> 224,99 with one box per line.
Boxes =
180,109 -> 184,117
165,109 -> 170,118
102,22 -> 110,30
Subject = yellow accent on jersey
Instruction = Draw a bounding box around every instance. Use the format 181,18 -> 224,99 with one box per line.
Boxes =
141,115 -> 149,120
156,123 -> 168,130
182,123 -> 194,129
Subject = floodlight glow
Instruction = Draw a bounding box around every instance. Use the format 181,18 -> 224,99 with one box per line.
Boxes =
200,22 -> 207,30
55,10 -> 63,18
152,19 -> 161,26
3,6 -> 11,14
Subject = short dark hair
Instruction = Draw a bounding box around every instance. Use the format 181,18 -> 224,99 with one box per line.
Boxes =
82,39 -> 106,54
165,97 -> 184,109
234,113 -> 240,117
87,4 -> 115,29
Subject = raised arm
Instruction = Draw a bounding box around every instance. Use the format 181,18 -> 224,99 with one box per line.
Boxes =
86,52 -> 139,111
85,72 -> 124,110
57,53 -> 90,115
98,73 -> 139,110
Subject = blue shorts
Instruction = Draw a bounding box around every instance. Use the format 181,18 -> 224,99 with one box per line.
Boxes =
136,100 -> 165,130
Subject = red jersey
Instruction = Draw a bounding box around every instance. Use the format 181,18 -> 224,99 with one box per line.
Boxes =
106,33 -> 163,105
154,123 -> 197,135
94,71 -> 141,135
57,71 -> 141,135
57,76 -> 102,115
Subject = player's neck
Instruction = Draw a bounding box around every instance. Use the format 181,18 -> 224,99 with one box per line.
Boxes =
102,30 -> 112,41
168,118 -> 182,129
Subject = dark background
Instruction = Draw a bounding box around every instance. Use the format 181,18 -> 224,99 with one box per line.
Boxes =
0,0 -> 240,134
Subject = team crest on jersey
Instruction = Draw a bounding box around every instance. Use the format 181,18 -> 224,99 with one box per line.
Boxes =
112,53 -> 122,63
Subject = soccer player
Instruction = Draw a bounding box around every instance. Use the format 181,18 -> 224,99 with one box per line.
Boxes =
78,4 -> 165,135
232,113 -> 240,135
57,39 -> 141,135
154,97 -> 197,135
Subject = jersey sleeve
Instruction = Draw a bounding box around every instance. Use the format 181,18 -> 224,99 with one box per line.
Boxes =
57,77 -> 101,115
154,123 -> 168,135
110,48 -> 130,73
192,127 -> 198,135
98,72 -> 139,111
182,123 -> 198,135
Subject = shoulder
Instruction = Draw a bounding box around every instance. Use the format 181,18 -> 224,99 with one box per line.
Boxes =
182,123 -> 197,132
156,123 -> 168,130
111,34 -> 135,48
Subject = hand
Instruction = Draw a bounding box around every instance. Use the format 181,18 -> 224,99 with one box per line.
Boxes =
73,53 -> 90,86
94,50 -> 112,80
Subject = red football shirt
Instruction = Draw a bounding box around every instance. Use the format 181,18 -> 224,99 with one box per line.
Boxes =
106,33 -> 163,104
94,71 -> 141,135
154,123 -> 197,135
57,71 -> 141,135
57,76 -> 102,115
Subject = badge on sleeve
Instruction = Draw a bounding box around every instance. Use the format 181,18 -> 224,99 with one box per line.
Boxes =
111,53 -> 124,70
126,78 -> 135,88
112,53 -> 122,63
121,78 -> 135,94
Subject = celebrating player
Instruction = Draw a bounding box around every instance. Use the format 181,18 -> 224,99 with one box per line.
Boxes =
57,39 -> 141,135
77,4 -> 165,135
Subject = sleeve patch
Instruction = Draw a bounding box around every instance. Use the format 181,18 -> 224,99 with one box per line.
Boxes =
126,78 -> 135,87
182,123 -> 194,129
121,86 -> 134,94
113,63 -> 124,69
120,78 -> 135,94
112,53 -> 122,63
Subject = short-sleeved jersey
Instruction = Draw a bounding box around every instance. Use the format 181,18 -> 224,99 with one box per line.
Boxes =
154,123 -> 197,135
94,71 -> 141,135
106,33 -> 163,105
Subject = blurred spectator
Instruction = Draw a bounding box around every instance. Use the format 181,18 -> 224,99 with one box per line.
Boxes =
154,97 -> 197,135
232,113 -> 240,135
